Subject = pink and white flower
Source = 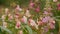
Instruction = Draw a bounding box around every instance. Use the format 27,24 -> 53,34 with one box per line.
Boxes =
15,5 -> 22,11
15,21 -> 21,29
29,19 -> 38,29
35,6 -> 40,12
21,16 -> 27,23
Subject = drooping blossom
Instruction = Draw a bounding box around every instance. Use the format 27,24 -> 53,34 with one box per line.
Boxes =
53,0 -> 57,2
15,20 -> 21,29
21,16 -> 27,23
29,19 -> 38,29
25,9 -> 31,17
35,6 -> 40,12
15,5 -> 22,11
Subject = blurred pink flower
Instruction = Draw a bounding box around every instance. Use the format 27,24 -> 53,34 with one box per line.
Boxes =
3,22 -> 7,28
35,6 -> 40,12
49,23 -> 55,29
8,14 -> 13,20
15,13 -> 19,18
42,16 -> 51,23
21,16 -> 27,23
29,1 -> 34,8
15,21 -> 21,29
15,5 -> 22,11
37,21 -> 43,26
29,19 -> 38,29
57,3 -> 60,10
43,11 -> 48,15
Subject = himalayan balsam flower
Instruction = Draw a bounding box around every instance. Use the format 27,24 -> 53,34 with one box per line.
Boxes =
25,10 -> 31,17
16,5 -> 22,11
15,13 -> 19,18
21,16 -> 27,23
29,1 -> 34,8
29,19 -> 38,29
35,6 -> 40,12
19,30 -> 23,34
57,3 -> 60,10
53,0 -> 57,2
49,23 -> 55,29
42,16 -> 50,23
43,11 -> 49,15
15,21 -> 21,29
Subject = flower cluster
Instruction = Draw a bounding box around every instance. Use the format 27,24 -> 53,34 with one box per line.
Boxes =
0,0 -> 59,34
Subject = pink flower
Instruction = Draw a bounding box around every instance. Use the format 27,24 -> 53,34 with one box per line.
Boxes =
42,16 -> 51,23
29,1 -> 34,8
43,11 -> 49,15
37,21 -> 43,25
15,5 -> 22,11
8,14 -> 13,20
15,21 -> 21,29
57,3 -> 60,10
29,19 -> 38,29
21,16 -> 27,23
15,13 -> 19,18
35,6 -> 40,12
49,23 -> 55,29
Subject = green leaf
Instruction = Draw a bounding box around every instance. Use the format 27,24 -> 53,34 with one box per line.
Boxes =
25,25 -> 33,34
0,26 -> 12,34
